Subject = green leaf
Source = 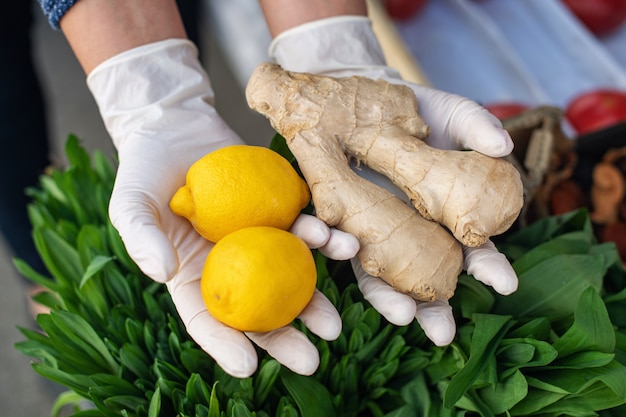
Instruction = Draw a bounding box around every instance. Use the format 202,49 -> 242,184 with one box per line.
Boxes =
492,254 -> 605,320
207,382 -> 221,417
185,374 -> 212,405
444,314 -> 513,408
12,257 -> 59,291
46,310 -> 120,373
450,387 -> 495,417
38,174 -> 70,208
153,358 -> 188,384
341,302 -> 365,336
552,287 -> 615,358
497,342 -> 534,366
79,254 -> 114,288
33,226 -> 83,284
105,221 -> 141,275
103,268 -> 136,309
478,369 -> 528,414
348,326 -> 366,352
363,359 -> 399,389
89,374 -> 143,397
119,343 -> 152,380
102,395 -> 148,413
502,209 -> 592,250
76,275 -> 109,321
26,200 -> 56,229
379,334 -> 408,363
508,386 -> 567,415
354,325 -> 393,363
15,337 -> 60,369
511,232 -> 592,276
91,149 -> 117,184
590,242 -> 625,291
392,372 -> 452,417
147,386 -> 161,417
254,359 -> 281,405
451,274 -> 495,319
31,363 -> 93,398
497,338 -> 558,375
65,134 -> 93,172
276,402 -> 299,417
425,344 -> 466,383
280,368 -> 335,416
31,290 -> 64,311
524,362 -> 626,414
549,351 -> 615,370
51,390 -> 90,417
506,317 -> 552,340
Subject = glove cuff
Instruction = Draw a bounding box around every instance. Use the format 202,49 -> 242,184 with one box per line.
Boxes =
87,39 -> 217,150
269,15 -> 401,80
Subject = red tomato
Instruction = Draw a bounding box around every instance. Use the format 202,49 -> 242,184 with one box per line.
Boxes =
383,0 -> 428,21
565,90 -> 626,135
483,102 -> 530,120
561,0 -> 626,36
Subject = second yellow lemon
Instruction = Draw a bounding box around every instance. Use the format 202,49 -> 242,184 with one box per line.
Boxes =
201,226 -> 317,332
170,145 -> 310,242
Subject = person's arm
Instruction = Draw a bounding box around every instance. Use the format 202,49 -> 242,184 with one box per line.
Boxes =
258,0 -> 367,37
59,0 -> 187,74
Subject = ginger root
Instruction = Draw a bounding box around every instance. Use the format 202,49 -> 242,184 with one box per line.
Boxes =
246,63 -> 523,247
245,63 -> 523,301
278,125 -> 461,301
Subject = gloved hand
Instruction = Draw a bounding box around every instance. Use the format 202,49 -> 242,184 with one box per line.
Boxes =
87,39 -> 359,377
269,16 -> 518,345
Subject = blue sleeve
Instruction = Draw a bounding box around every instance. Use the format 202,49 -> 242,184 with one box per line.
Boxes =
38,0 -> 79,30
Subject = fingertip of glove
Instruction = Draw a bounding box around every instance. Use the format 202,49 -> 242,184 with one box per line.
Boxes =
427,326 -> 456,347
299,291 -> 342,340
219,361 -> 258,379
488,128 -> 515,157
420,318 -> 456,346
285,345 -> 320,376
354,268 -> 417,325
468,127 -> 514,158
319,229 -> 360,260
494,277 -> 518,296
461,107 -> 514,157
379,297 -> 417,327
290,214 -> 331,248
248,327 -> 321,376
318,317 -> 342,341
415,300 -> 456,346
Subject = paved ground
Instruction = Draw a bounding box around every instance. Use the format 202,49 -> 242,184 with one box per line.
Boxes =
1,5 -> 272,415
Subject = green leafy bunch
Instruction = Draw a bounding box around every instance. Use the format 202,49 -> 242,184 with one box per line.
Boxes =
14,135 -> 626,417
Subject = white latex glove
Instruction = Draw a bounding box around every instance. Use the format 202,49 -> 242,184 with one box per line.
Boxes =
270,16 -> 518,345
87,39 -> 359,377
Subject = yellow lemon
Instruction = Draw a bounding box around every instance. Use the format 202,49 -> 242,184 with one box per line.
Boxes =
201,226 -> 317,332
170,145 -> 310,242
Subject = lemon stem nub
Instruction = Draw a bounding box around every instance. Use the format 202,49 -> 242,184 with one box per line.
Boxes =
170,186 -> 194,218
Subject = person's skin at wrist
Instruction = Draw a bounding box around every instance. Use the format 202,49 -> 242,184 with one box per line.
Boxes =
59,0 -> 187,75
258,0 -> 367,37
59,0 -> 367,74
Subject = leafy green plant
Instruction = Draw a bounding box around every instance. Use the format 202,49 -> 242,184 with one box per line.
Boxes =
14,135 -> 626,416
